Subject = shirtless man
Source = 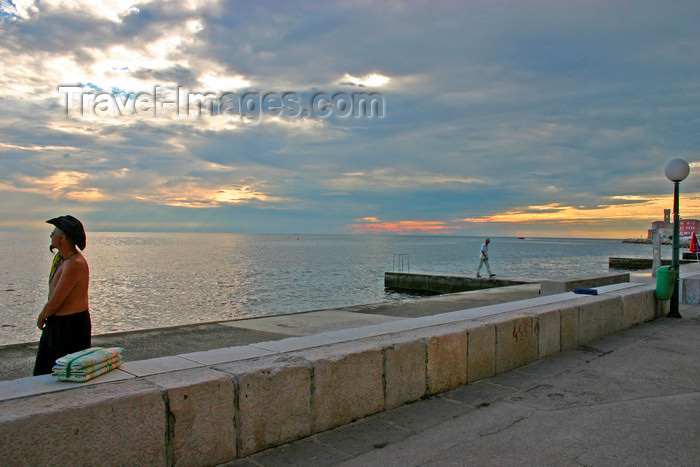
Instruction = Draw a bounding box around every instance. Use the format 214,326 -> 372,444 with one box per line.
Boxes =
33,215 -> 91,376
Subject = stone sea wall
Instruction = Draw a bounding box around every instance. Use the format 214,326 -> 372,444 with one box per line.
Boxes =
0,283 -> 665,465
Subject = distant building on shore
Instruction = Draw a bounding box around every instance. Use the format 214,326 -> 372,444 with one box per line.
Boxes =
647,209 -> 671,239
679,218 -> 699,239
647,209 -> 698,241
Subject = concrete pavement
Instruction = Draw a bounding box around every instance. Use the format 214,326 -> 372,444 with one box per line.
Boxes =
226,302 -> 700,466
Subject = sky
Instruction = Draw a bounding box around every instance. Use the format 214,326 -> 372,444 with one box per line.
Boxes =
0,0 -> 699,239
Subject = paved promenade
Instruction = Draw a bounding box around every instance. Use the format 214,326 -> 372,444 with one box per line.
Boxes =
227,302 -> 700,466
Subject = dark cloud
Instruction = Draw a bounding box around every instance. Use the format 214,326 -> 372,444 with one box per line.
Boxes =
0,0 -> 698,235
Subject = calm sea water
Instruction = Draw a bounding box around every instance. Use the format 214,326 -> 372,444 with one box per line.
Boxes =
0,232 -> 659,345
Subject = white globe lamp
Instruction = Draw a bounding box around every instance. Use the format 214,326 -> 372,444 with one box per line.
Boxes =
664,158 -> 690,318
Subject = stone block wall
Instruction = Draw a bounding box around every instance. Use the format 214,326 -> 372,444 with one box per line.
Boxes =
383,339 -> 427,409
0,284 -> 659,465
0,380 -> 167,466
147,368 -> 236,465
217,356 -> 313,458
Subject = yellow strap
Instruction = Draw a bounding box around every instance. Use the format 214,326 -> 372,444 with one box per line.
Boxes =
48,253 -> 63,299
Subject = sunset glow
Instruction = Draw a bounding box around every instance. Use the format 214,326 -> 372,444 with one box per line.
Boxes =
351,192 -> 700,238
351,219 -> 461,235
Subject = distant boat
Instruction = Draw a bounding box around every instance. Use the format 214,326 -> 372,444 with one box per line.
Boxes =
518,237 -> 525,239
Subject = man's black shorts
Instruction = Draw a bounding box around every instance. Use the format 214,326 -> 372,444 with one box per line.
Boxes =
33,310 -> 91,376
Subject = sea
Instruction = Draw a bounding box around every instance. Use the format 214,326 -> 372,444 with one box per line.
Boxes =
0,232 -> 661,346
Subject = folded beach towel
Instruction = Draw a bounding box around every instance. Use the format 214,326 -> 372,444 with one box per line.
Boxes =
52,354 -> 121,373
53,347 -> 123,370
52,357 -> 123,377
53,360 -> 123,382
52,347 -> 124,382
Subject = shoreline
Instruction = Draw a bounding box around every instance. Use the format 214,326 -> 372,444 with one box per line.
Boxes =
1,234 -> 661,344
0,266 -> 665,382
0,283 -> 541,381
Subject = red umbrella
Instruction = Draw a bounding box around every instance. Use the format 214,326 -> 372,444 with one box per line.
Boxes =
690,232 -> 699,253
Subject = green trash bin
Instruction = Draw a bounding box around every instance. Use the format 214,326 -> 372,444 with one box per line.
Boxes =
655,265 -> 677,300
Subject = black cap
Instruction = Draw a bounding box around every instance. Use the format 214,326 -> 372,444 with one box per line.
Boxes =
47,215 -> 86,250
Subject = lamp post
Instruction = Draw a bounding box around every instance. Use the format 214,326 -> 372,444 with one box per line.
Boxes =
664,158 -> 690,318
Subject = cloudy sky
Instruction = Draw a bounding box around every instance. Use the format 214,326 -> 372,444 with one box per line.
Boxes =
1,0 -> 698,238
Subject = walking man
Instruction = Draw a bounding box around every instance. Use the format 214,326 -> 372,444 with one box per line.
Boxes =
33,215 -> 91,376
476,238 -> 495,278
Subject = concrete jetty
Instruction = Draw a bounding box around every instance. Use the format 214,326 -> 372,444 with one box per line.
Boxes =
384,271 -> 540,294
385,270 -> 630,295
610,257 -> 693,269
